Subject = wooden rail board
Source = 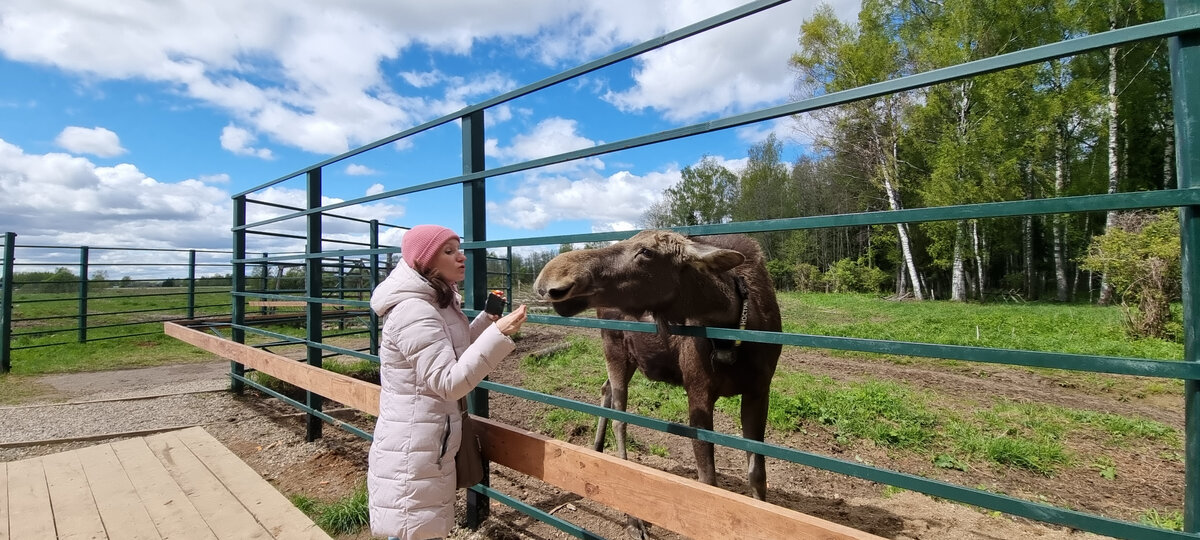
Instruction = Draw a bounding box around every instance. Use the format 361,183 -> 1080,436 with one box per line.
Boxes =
0,427 -> 332,540
165,322 -> 380,415
166,321 -> 884,540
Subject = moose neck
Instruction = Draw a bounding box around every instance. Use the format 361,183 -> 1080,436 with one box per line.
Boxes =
654,265 -> 742,327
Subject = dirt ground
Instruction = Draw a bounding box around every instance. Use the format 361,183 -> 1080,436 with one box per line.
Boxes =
7,322 -> 1183,539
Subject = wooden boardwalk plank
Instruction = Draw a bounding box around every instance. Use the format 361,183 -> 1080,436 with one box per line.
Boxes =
0,461 -> 8,540
6,457 -> 56,540
76,443 -> 162,540
172,427 -> 331,540
143,431 -> 273,540
41,451 -> 106,540
108,437 -> 218,540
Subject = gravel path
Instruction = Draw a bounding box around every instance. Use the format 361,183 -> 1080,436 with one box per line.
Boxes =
0,361 -> 254,461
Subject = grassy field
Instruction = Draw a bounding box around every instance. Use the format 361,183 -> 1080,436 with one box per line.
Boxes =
516,292 -> 1186,528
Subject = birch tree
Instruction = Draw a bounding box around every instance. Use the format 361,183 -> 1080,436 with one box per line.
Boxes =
791,2 -> 925,299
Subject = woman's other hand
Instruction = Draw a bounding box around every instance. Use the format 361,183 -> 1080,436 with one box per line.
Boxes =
496,304 -> 527,336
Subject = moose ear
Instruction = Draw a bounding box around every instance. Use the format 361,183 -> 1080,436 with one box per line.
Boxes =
688,243 -> 744,273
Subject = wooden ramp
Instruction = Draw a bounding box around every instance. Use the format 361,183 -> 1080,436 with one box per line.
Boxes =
0,426 -> 331,540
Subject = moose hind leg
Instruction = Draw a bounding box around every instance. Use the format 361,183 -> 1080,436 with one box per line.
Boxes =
741,391 -> 770,501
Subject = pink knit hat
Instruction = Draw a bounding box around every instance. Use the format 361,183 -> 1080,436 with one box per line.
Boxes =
401,224 -> 460,270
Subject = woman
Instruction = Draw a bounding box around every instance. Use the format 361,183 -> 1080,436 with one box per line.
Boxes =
367,224 -> 527,540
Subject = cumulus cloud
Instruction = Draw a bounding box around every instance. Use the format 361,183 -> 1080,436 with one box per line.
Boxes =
0,138 -> 229,249
0,2 -> 859,159
490,167 -> 679,231
487,117 -> 604,171
345,164 -> 379,176
220,125 -> 274,159
54,126 -> 127,157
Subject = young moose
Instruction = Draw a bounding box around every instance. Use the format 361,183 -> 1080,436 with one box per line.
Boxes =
534,230 -> 782,536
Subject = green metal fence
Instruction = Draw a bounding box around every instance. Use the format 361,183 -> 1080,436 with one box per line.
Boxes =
223,1 -> 1200,538
0,234 -> 236,373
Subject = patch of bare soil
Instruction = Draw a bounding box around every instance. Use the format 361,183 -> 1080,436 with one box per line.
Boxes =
195,323 -> 1179,539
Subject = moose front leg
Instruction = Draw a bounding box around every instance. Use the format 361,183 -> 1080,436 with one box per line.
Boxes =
687,392 -> 718,486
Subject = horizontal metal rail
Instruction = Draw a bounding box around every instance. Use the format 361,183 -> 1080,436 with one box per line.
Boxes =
477,380 -> 1194,540
528,314 -> 1194,379
235,15 -> 1200,232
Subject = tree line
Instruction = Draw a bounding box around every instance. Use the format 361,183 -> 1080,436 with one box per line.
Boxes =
647,0 -> 1176,305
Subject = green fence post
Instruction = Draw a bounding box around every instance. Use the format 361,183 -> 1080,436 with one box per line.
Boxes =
369,220 -> 380,357
306,168 -> 325,442
1169,0 -> 1200,532
506,245 -> 513,306
337,255 -> 346,331
1,232 -> 15,373
462,108 -> 490,528
260,252 -> 269,316
231,196 -> 247,394
77,246 -> 88,343
187,250 -> 197,319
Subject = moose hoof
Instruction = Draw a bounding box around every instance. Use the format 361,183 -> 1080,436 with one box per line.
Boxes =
625,516 -> 650,540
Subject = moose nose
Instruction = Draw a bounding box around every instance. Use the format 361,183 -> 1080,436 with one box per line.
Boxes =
546,284 -> 572,301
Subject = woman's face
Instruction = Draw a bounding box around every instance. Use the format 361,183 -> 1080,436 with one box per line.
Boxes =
429,237 -> 466,284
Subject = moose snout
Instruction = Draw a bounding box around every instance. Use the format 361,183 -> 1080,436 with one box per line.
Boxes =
542,284 -> 573,301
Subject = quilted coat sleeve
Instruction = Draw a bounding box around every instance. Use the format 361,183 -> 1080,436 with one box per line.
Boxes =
468,310 -> 491,342
394,300 -> 515,402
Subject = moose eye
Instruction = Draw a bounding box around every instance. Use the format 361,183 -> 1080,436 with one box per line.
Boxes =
636,247 -> 653,258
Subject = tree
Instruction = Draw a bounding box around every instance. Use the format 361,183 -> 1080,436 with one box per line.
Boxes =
643,156 -> 738,228
733,134 -> 795,259
1080,211 -> 1180,339
792,1 -> 925,299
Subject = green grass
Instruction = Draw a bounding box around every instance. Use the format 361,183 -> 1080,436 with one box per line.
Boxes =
290,483 -> 370,535
1139,508 -> 1184,531
778,292 -> 1184,360
517,328 -> 1181,477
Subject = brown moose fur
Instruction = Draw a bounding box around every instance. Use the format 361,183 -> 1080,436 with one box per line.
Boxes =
534,230 -> 783,507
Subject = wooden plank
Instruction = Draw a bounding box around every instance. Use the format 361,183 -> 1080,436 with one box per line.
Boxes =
172,427 -> 331,540
165,322 -> 381,416
7,457 -> 58,540
40,451 -> 106,540
75,443 -> 162,540
476,416 -> 885,540
0,461 -> 8,540
108,436 -> 218,540
142,431 -> 273,540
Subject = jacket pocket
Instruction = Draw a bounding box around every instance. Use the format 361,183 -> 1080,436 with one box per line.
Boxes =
436,414 -> 451,469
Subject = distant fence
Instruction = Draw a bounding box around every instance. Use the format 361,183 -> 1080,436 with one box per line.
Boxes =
0,232 -> 236,372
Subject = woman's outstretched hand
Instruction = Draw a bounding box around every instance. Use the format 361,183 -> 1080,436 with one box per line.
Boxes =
496,304 -> 527,336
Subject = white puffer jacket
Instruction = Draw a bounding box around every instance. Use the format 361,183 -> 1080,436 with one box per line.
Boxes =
367,261 -> 514,539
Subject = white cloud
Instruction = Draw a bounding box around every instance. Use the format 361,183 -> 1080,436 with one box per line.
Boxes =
0,138 -> 229,249
601,1 -> 861,123
366,183 -> 385,196
220,125 -> 274,159
345,164 -> 379,176
491,167 -> 679,231
0,2 -> 860,160
487,117 -> 604,171
54,126 -> 127,157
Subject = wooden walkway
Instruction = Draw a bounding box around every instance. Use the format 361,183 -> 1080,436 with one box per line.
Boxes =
0,426 -> 331,540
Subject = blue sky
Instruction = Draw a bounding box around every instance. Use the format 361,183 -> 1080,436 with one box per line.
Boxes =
0,1 -> 859,264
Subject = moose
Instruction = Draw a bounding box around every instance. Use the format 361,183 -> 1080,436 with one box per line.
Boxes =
534,230 -> 782,537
